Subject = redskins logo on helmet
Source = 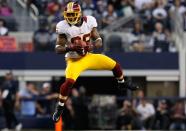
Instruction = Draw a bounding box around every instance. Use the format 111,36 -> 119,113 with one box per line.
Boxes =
63,2 -> 81,25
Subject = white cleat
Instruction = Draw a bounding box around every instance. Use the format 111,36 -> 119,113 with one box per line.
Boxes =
15,123 -> 22,131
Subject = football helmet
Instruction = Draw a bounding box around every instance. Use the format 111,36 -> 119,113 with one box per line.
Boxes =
63,2 -> 82,25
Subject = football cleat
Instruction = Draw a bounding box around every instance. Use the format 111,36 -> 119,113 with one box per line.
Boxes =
52,104 -> 64,123
117,80 -> 139,91
15,123 -> 22,131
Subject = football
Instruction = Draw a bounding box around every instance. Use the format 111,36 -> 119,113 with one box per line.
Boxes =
74,40 -> 87,47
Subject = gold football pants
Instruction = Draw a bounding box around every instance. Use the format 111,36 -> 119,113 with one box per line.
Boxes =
65,53 -> 116,81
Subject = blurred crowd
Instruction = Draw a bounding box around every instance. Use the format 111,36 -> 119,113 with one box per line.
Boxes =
0,0 -> 17,32
0,72 -> 186,130
24,0 -> 185,52
0,72 -> 58,130
115,91 -> 186,130
0,0 -> 10,35
0,0 -> 186,130
1,0 -> 186,52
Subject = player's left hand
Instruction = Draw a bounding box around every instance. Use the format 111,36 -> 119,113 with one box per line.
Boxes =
74,41 -> 94,56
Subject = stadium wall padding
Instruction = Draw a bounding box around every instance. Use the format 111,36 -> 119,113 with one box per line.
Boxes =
0,52 -> 178,69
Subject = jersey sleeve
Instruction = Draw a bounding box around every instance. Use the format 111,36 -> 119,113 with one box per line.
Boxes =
56,21 -> 67,34
87,16 -> 98,29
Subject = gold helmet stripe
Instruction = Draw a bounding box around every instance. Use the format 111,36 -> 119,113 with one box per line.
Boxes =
67,2 -> 74,12
64,2 -> 81,25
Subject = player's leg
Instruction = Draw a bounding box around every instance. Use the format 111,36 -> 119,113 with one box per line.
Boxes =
52,78 -> 74,122
53,58 -> 88,122
86,53 -> 139,90
58,58 -> 87,104
111,60 -> 139,90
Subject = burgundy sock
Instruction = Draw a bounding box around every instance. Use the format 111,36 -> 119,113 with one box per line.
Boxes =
112,63 -> 123,79
59,78 -> 75,104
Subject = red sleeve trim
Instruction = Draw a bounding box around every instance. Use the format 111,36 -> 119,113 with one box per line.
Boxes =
83,16 -> 87,23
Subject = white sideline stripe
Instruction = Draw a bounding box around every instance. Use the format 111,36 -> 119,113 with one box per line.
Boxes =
0,70 -> 179,81
147,76 -> 179,81
0,70 -> 179,76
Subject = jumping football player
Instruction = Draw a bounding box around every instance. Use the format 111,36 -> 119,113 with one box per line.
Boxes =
53,1 -> 139,122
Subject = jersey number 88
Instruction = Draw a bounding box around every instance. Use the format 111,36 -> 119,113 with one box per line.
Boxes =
71,33 -> 91,43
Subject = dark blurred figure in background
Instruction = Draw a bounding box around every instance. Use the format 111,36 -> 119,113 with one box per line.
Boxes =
102,3 -> 118,28
0,0 -> 17,31
116,99 -> 143,130
117,0 -> 135,17
62,87 -> 89,130
136,98 -> 155,130
94,0 -> 107,29
150,22 -> 170,52
19,82 -> 39,117
137,0 -> 154,34
33,17 -> 54,52
0,18 -> 8,36
0,1 -> 13,17
71,87 -> 89,129
152,0 -> 169,28
37,82 -> 58,116
132,89 -> 145,108
0,72 -> 22,131
169,100 -> 186,130
154,99 -> 170,130
26,0 -> 48,15
46,0 -> 62,25
81,0 -> 95,16
129,19 -> 145,52
63,98 -> 75,129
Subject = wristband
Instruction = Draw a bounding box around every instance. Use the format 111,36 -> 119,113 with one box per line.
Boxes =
94,37 -> 102,42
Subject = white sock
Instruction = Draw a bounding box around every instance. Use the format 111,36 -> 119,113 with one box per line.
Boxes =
118,79 -> 125,83
58,101 -> 64,106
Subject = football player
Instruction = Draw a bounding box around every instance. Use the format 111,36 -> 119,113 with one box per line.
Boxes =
53,1 -> 139,122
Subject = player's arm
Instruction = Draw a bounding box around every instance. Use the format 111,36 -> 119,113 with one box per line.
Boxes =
55,34 -> 68,54
91,27 -> 102,49
55,34 -> 82,54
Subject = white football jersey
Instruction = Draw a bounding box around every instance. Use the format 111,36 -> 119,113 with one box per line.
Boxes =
56,15 -> 97,58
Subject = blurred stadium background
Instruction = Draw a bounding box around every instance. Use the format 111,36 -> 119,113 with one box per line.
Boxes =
0,0 -> 186,130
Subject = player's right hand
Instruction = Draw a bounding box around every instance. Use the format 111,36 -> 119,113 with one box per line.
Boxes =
84,42 -> 94,52
66,44 -> 86,56
75,46 -> 86,56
